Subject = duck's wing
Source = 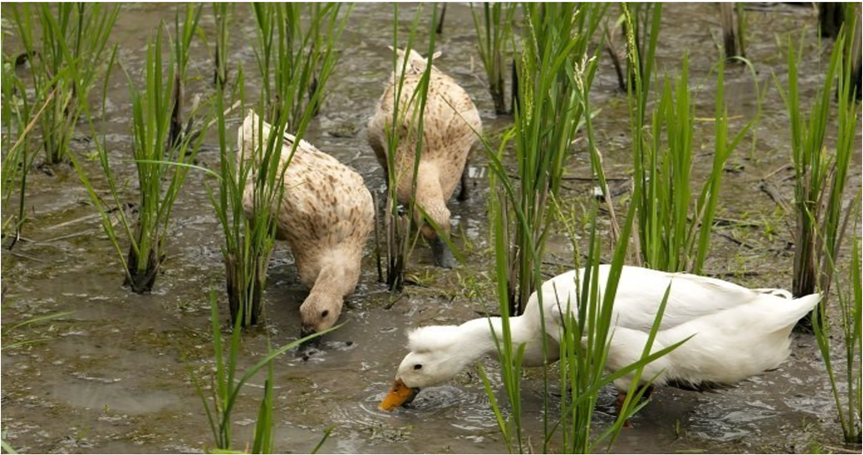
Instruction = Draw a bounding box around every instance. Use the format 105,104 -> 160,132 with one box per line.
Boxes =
532,266 -> 791,334
609,266 -> 779,331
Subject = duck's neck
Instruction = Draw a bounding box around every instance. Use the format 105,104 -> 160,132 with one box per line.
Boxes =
309,260 -> 352,300
448,314 -> 539,370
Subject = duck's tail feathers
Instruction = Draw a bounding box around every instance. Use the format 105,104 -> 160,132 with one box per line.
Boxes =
770,292 -> 822,332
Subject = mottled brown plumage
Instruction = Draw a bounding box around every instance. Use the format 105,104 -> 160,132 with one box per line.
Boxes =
367,48 -> 482,267
239,111 -> 374,333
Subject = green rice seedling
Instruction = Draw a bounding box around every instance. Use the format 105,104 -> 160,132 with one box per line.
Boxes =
776,20 -> 858,320
719,3 -> 746,59
193,291 -> 336,452
1,50 -> 39,247
812,196 -> 862,444
470,2 -> 516,115
71,25 -> 207,294
379,3 -> 440,291
9,3 -> 118,164
251,3 -> 351,128
168,4 -> 203,149
604,3 -> 660,93
500,3 -> 606,315
212,3 -> 232,86
625,4 -> 760,273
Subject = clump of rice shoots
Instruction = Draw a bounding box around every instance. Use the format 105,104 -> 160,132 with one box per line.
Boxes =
252,3 -> 350,128
719,3 -> 746,60
812,196 -> 862,445
193,291 -> 336,452
168,4 -> 203,149
212,2 -> 232,86
624,3 -> 760,273
9,3 -> 119,164
777,21 -> 859,326
470,2 -> 516,115
1,51 -> 44,248
71,24 -> 207,294
495,3 -> 606,315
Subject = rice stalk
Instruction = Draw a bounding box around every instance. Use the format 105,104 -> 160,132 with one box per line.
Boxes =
192,291 -> 337,452
776,19 -> 858,324
505,2 -> 606,315
212,2 -> 232,86
812,194 -> 862,444
9,3 -> 119,164
470,2 -> 516,115
625,4 -> 761,273
1,50 -> 51,248
70,24 -> 207,294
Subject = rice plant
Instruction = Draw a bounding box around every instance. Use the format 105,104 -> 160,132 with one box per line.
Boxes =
719,3 -> 746,59
812,196 -> 862,444
251,3 -> 350,129
777,20 -> 858,319
1,51 -> 41,248
168,4 -> 203,149
493,3 -> 606,315
378,3 -> 440,291
71,24 -> 207,294
625,4 -> 761,273
9,3 -> 119,164
470,2 -> 516,115
605,3 -> 660,93
193,291 -> 336,453
212,2 -> 232,86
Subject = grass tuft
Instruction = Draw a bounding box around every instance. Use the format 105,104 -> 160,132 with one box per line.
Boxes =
9,3 -> 119,164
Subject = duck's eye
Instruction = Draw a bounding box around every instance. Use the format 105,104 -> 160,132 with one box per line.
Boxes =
413,364 -> 423,370
321,310 -> 329,318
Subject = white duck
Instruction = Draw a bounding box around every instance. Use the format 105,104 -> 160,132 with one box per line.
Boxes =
239,111 -> 375,335
380,265 -> 820,411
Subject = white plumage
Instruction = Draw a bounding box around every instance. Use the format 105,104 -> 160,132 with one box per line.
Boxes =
386,265 -> 820,407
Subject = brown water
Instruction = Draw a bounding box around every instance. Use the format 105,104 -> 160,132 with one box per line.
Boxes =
2,3 -> 861,454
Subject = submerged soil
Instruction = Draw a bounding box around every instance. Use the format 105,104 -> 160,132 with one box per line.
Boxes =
2,3 -> 861,454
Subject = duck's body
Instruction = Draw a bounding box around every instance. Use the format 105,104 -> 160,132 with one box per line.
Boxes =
239,112 -> 374,334
367,48 -> 481,267
381,265 -> 820,410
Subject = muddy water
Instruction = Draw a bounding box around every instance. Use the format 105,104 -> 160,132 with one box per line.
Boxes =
2,3 -> 861,454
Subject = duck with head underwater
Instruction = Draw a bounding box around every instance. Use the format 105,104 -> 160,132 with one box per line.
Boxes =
367,47 -> 482,269
239,111 -> 375,340
379,265 -> 821,413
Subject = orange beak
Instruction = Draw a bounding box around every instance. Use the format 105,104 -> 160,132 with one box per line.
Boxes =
378,378 -> 419,411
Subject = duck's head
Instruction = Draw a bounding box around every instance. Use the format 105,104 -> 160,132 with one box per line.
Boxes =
388,46 -> 442,78
299,291 -> 342,338
413,178 -> 454,268
379,325 -> 469,411
418,210 -> 454,269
